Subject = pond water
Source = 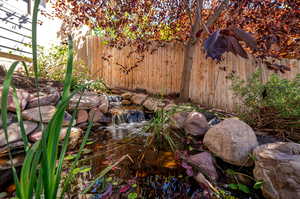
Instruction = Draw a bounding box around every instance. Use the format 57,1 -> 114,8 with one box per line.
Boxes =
71,97 -> 211,199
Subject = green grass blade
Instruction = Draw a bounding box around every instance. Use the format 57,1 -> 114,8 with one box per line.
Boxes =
21,61 -> 30,77
61,35 -> 73,101
20,142 -> 40,198
60,116 -> 94,198
32,0 -> 40,78
1,61 -> 19,131
81,155 -> 129,194
35,170 -> 43,199
54,93 -> 84,196
12,87 -> 29,152
1,61 -> 22,198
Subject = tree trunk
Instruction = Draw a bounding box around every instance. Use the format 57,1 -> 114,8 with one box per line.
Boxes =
179,0 -> 229,101
179,0 -> 203,101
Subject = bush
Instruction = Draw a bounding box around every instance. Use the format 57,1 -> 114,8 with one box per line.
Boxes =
231,69 -> 300,140
23,43 -> 108,92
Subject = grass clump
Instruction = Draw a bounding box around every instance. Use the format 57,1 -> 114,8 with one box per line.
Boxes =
231,69 -> 300,140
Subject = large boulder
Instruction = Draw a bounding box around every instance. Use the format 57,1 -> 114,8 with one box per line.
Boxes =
0,87 -> 30,112
22,106 -> 73,126
188,152 -> 218,181
169,112 -> 189,129
0,121 -> 38,147
69,93 -> 101,110
253,142 -> 300,199
183,112 -> 209,136
203,118 -> 258,166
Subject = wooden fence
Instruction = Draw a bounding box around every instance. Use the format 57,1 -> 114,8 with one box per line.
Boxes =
76,36 -> 300,112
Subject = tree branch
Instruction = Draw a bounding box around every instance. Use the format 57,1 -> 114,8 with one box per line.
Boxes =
205,0 -> 229,28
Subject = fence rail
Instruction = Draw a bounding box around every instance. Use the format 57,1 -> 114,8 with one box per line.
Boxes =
77,36 -> 300,112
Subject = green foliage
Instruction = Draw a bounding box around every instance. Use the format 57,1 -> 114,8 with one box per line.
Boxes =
144,109 -> 179,151
228,183 -> 250,194
0,1 -> 93,198
23,43 -> 108,92
231,69 -> 300,138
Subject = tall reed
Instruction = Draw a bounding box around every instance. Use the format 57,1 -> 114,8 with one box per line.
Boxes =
1,0 -> 92,198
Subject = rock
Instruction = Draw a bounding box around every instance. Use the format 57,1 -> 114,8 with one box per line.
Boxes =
0,87 -> 30,112
0,141 -> 25,154
121,92 -> 133,100
203,118 -> 258,166
89,108 -> 112,123
188,152 -> 218,181
131,93 -> 148,105
0,155 -> 24,170
183,112 -> 209,136
27,91 -> 60,108
76,110 -> 89,124
69,93 -> 101,110
29,127 -> 82,148
89,108 -> 104,123
163,103 -> 177,111
0,121 -> 38,147
0,112 -> 15,128
143,98 -> 165,111
98,95 -> 109,113
256,131 -> 284,145
121,100 -> 131,105
22,106 -> 73,126
253,142 -> 300,199
169,112 -> 189,129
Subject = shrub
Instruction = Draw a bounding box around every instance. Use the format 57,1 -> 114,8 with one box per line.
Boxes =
22,43 -> 108,92
231,69 -> 300,140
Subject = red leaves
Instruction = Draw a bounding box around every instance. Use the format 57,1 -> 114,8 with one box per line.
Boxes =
51,0 -> 300,63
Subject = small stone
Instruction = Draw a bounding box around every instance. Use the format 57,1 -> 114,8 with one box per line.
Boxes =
0,155 -> 24,170
121,92 -> 133,100
143,98 -> 165,111
0,87 -> 30,112
69,93 -> 101,110
89,108 -> 104,123
76,110 -> 89,124
131,93 -> 148,105
0,121 -> 38,147
188,152 -> 218,181
89,108 -> 112,123
27,91 -> 60,108
183,112 -> 209,136
0,141 -> 25,154
121,100 -> 131,105
29,127 -> 82,149
22,106 -> 73,126
203,118 -> 258,166
253,142 -> 300,199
